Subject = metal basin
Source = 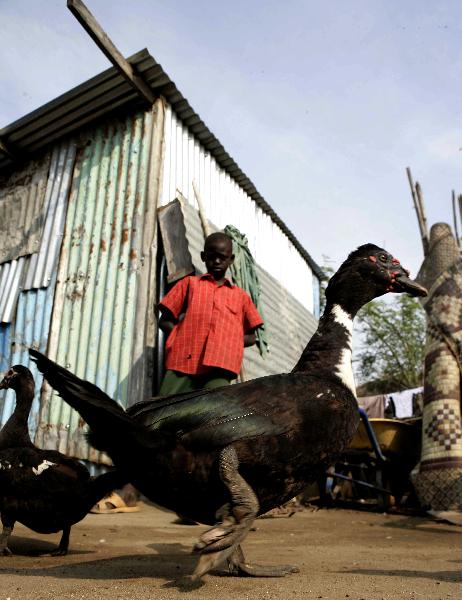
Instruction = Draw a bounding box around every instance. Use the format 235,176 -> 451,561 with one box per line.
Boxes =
350,417 -> 422,462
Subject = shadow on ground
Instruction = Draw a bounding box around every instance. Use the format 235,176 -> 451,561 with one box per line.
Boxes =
346,567 -> 462,583
8,535 -> 91,556
380,515 -> 462,535
0,540 -> 214,591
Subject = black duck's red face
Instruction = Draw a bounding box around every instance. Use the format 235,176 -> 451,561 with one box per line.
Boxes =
0,368 -> 16,389
360,246 -> 427,297
0,365 -> 32,390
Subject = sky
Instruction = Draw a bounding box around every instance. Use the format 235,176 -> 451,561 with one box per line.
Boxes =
1,0 -> 462,277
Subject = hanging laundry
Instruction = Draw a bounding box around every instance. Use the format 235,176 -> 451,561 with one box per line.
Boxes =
357,394 -> 385,418
387,387 -> 423,419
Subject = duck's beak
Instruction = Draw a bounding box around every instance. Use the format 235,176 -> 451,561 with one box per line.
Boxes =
0,376 -> 8,389
393,272 -> 428,297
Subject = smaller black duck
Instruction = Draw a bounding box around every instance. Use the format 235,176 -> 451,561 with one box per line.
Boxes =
0,365 -> 125,556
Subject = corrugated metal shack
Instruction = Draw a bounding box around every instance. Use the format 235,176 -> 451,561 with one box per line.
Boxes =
0,49 -> 323,466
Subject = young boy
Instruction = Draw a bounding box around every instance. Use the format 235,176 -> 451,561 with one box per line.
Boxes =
158,231 -> 264,395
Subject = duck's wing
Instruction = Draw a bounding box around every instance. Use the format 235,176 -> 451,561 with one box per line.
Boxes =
129,375 -> 294,450
37,450 -> 91,481
0,448 -> 89,490
31,347 -> 295,452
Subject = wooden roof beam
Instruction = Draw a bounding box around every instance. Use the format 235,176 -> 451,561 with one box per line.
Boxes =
0,137 -> 17,160
67,0 -> 156,105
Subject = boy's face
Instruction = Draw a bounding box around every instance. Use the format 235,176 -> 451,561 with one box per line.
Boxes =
201,239 -> 234,281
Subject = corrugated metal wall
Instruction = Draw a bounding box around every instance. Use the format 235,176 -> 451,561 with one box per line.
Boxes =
244,266 -> 317,379
0,143 -> 76,323
0,257 -> 28,323
36,105 -> 163,462
0,278 -> 58,439
0,325 -> 11,380
160,104 -> 316,313
0,141 -> 76,433
0,153 -> 49,264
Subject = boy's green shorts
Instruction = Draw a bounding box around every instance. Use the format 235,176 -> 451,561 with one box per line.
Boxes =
159,368 -> 235,396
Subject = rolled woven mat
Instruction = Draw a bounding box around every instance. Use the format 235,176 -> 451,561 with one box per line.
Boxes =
411,223 -> 462,511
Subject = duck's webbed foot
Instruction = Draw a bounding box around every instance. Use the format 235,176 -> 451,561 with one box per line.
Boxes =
192,445 -> 259,580
0,517 -> 14,557
227,545 -> 299,577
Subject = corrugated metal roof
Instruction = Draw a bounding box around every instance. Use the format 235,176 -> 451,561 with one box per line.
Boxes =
0,49 -> 322,278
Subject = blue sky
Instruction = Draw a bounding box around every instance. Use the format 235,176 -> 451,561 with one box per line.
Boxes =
2,0 -> 461,276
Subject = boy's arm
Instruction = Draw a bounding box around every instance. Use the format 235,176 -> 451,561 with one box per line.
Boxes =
158,306 -> 178,337
242,293 -> 264,347
158,277 -> 189,337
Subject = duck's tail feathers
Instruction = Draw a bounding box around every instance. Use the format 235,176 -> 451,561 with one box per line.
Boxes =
87,469 -> 131,507
29,349 -> 152,452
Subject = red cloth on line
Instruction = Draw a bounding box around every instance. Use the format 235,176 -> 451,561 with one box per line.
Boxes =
159,274 -> 264,376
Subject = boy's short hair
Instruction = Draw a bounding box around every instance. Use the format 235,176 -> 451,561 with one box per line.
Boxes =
204,232 -> 233,252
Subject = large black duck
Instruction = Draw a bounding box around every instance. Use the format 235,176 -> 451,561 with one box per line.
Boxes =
30,244 -> 427,577
0,365 -> 125,556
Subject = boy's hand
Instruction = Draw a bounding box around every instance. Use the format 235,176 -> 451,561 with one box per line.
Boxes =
159,307 -> 178,337
244,332 -> 256,347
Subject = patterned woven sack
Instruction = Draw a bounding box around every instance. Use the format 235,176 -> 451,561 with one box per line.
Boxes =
411,223 -> 462,511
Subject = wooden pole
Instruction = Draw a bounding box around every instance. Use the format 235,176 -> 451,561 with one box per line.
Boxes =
192,180 -> 212,237
452,190 -> 460,248
0,137 -> 16,160
415,182 -> 429,245
67,0 -> 155,105
458,195 -> 462,245
406,167 -> 429,255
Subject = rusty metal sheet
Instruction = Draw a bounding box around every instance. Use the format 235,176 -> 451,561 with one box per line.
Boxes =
0,142 -> 76,323
0,154 -> 50,264
23,141 -> 77,290
36,103 -> 164,463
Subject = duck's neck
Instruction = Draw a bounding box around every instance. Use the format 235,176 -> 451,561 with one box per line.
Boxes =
293,302 -> 356,397
0,380 -> 35,449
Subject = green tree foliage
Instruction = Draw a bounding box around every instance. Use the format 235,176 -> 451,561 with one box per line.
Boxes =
354,295 -> 425,393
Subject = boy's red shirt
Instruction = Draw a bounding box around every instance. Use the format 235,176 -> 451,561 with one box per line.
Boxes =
159,274 -> 264,376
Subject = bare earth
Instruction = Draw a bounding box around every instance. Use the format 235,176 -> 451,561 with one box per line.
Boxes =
1,503 -> 460,600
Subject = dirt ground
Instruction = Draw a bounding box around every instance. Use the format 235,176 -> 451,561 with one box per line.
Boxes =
1,502 -> 460,600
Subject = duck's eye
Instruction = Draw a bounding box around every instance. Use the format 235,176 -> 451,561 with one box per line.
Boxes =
379,254 -> 388,262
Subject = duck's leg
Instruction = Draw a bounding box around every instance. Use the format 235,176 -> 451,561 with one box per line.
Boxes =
56,525 -> 71,555
0,514 -> 14,556
40,525 -> 71,556
192,445 -> 257,579
192,445 -> 299,579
